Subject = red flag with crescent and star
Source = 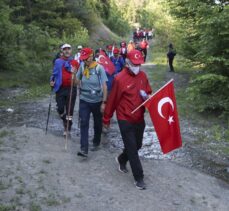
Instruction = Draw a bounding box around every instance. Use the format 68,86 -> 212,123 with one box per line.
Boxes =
98,50 -> 115,75
144,79 -> 182,154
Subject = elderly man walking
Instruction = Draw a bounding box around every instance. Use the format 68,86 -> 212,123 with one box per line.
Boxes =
103,50 -> 152,190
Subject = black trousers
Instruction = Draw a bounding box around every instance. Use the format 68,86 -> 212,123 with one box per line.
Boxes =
168,58 -> 174,72
56,86 -> 77,129
142,49 -> 147,62
118,120 -> 145,181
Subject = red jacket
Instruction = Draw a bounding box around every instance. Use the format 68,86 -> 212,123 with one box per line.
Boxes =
140,41 -> 149,49
103,67 -> 152,124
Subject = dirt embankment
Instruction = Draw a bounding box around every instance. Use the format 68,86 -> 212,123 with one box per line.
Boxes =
89,20 -> 120,48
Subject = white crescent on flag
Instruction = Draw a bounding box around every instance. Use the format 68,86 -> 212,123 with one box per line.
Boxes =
135,53 -> 140,59
98,55 -> 109,65
157,97 -> 174,119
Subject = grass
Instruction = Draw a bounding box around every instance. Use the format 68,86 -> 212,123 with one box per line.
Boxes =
0,131 -> 13,139
0,181 -> 9,191
0,64 -> 51,107
15,187 -> 26,195
147,44 -> 229,157
147,46 -> 193,112
15,176 -> 23,184
29,202 -> 42,211
43,193 -> 71,207
0,205 -> 16,211
0,84 -> 50,107
45,194 -> 61,206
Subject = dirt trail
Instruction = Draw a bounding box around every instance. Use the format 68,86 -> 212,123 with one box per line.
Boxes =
0,126 -> 229,211
0,48 -> 229,210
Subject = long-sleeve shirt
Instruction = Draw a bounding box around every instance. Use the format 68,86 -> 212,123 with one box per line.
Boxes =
103,67 -> 152,124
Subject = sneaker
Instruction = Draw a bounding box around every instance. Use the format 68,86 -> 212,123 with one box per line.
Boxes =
135,179 -> 146,190
90,144 -> 100,152
77,150 -> 88,158
115,157 -> 128,173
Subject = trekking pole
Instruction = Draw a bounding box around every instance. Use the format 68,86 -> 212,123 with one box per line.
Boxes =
45,88 -> 53,135
65,72 -> 75,150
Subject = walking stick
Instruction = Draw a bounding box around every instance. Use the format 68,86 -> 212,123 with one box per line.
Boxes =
45,88 -> 53,134
65,72 -> 75,150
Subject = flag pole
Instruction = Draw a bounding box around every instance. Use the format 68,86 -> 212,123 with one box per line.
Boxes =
131,78 -> 174,114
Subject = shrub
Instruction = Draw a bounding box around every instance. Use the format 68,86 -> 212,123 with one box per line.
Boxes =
187,73 -> 229,116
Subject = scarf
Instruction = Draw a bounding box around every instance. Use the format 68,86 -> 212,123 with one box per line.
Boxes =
83,61 -> 98,79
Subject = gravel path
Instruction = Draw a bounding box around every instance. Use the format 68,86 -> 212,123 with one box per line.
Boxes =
0,126 -> 229,211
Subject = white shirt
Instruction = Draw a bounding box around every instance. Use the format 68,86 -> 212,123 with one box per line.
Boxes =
74,52 -> 81,63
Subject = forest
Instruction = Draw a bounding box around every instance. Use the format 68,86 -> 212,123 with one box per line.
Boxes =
0,0 -> 228,117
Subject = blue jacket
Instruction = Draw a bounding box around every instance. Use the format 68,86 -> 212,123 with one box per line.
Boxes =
50,57 -> 74,92
110,56 -> 125,73
106,56 -> 125,92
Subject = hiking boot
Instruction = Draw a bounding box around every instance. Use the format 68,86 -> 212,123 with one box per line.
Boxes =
90,144 -> 100,152
135,179 -> 146,190
77,150 -> 88,158
115,157 -> 128,173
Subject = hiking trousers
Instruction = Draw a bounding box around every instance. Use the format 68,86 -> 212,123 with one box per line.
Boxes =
142,49 -> 147,62
118,120 -> 145,181
56,86 -> 77,129
79,100 -> 102,153
169,58 -> 174,72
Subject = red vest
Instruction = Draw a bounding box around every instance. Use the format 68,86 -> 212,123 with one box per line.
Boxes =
62,60 -> 78,87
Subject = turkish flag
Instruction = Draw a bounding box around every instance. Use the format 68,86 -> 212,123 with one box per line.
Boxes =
98,50 -> 115,75
144,80 -> 182,154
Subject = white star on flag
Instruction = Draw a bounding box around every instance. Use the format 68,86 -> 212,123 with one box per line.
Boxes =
168,116 -> 174,124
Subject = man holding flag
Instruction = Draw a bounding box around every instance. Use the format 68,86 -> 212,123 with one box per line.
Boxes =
103,50 -> 152,190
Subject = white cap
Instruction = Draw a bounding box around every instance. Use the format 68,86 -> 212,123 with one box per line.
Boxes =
61,44 -> 71,49
77,45 -> 83,49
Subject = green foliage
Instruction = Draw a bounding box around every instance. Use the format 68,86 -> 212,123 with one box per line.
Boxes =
169,1 -> 229,75
0,0 -> 90,88
103,1 -> 130,36
0,1 -> 23,71
168,0 -> 229,117
187,74 -> 229,115
138,1 -> 176,45
92,0 -> 131,36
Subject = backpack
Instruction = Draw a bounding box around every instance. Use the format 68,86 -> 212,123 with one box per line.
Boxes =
167,49 -> 176,59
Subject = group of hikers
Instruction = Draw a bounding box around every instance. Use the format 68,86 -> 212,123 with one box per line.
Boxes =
49,35 -> 176,190
133,28 -> 154,42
